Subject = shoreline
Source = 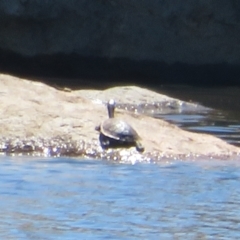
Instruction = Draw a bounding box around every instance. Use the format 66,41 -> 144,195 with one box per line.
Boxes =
0,73 -> 239,162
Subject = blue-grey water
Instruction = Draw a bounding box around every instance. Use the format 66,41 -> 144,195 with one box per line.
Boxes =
1,156 -> 240,239
158,85 -> 240,147
160,110 -> 240,147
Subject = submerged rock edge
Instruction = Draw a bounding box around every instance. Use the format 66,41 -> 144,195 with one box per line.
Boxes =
0,136 -> 239,163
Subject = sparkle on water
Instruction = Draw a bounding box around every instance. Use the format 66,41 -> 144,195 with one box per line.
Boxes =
158,109 -> 240,147
0,156 -> 240,239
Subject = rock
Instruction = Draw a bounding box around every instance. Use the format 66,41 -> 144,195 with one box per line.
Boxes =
78,85 -> 210,115
1,1 -> 240,84
0,0 -> 239,65
0,73 -> 239,162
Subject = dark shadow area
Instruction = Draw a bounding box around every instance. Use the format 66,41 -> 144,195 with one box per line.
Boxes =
98,133 -> 143,152
1,49 -> 240,89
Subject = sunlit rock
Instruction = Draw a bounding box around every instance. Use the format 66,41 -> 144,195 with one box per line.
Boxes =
0,74 -> 239,162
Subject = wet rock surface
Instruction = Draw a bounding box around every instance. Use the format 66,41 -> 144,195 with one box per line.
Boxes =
0,74 -> 239,163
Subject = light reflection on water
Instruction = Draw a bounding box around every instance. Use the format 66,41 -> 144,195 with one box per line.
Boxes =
157,110 -> 240,147
0,156 -> 240,239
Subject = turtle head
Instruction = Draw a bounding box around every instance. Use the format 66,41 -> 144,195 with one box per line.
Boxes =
107,99 -> 116,118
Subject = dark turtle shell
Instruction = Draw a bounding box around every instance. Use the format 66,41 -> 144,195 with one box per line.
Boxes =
98,118 -> 144,152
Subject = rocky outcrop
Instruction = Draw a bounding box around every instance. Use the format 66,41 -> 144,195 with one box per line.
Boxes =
0,0 -> 240,64
1,1 -> 240,84
0,74 -> 239,163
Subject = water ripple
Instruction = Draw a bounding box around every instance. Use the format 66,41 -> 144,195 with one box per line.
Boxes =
0,157 -> 240,239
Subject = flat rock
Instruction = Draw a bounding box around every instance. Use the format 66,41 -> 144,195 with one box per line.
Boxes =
0,74 -> 239,163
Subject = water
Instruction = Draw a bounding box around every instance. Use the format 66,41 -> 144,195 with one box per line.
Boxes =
0,156 -> 240,239
156,85 -> 240,147
159,110 -> 240,147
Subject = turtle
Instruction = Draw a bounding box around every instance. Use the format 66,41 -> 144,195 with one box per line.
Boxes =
95,99 -> 144,152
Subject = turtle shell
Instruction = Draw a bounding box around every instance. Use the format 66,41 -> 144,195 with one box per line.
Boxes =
100,118 -> 140,143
